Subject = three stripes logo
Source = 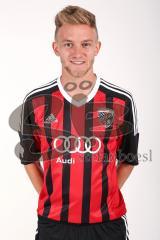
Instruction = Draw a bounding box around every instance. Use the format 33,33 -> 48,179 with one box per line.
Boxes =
44,113 -> 58,124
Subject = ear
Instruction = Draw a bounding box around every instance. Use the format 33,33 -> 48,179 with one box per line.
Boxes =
95,41 -> 101,56
52,41 -> 60,56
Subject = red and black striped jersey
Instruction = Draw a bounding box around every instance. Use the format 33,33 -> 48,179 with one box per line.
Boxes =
18,76 -> 139,224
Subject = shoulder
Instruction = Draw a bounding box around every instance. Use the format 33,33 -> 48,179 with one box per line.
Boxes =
23,78 -> 58,104
99,78 -> 139,134
99,77 -> 137,106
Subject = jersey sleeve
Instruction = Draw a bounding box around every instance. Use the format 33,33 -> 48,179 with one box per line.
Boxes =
116,96 -> 139,165
18,96 -> 41,165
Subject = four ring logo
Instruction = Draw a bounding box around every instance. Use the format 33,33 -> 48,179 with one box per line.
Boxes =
53,136 -> 101,154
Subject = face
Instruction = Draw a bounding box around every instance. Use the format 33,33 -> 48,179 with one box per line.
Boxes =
52,24 -> 101,79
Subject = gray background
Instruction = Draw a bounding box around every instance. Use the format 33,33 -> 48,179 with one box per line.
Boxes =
0,0 -> 159,239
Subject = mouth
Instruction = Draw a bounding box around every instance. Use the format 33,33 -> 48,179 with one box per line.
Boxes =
70,60 -> 85,65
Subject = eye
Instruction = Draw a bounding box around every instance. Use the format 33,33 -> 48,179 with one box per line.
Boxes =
82,42 -> 91,48
64,42 -> 73,48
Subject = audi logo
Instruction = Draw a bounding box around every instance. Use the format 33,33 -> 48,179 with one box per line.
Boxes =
53,136 -> 101,154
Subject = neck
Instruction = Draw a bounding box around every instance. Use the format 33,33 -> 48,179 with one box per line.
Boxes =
58,71 -> 98,100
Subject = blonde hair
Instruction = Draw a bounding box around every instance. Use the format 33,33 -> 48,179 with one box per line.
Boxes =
54,5 -> 98,40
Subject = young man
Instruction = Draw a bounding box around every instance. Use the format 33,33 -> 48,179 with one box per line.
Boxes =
19,5 -> 139,240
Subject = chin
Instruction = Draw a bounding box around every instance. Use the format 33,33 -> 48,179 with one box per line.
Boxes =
71,73 -> 87,78
64,65 -> 92,78
70,69 -> 91,78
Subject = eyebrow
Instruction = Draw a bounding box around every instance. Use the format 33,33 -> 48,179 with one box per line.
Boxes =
62,39 -> 93,43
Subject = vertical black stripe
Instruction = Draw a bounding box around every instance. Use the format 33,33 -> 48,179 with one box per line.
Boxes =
81,99 -> 93,223
60,100 -> 71,221
101,95 -> 113,221
20,98 -> 41,164
43,93 -> 53,217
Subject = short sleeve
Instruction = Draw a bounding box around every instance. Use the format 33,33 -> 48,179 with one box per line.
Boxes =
18,96 -> 41,165
116,96 -> 139,165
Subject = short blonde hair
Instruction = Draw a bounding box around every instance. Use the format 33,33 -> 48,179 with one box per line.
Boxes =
54,5 -> 98,40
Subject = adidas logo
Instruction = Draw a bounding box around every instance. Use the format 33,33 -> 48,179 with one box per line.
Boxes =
44,113 -> 58,123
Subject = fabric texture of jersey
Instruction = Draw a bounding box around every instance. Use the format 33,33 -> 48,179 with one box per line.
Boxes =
18,76 -> 139,224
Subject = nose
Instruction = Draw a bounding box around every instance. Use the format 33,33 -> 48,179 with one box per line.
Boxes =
71,46 -> 83,58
